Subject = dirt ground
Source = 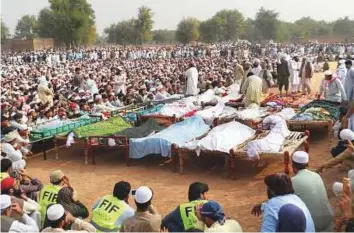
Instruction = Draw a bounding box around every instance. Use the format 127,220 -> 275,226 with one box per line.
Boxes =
27,63 -> 346,232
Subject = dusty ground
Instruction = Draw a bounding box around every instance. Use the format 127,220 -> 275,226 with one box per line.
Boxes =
27,63 -> 346,232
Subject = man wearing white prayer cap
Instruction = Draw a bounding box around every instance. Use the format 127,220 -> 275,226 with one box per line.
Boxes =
340,129 -> 354,141
291,151 -> 334,232
0,194 -> 39,232
317,129 -> 354,172
121,186 -> 161,232
42,204 -> 96,232
318,69 -> 347,102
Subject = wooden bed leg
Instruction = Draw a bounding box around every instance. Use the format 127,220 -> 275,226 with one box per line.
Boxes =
125,146 -> 130,166
171,144 -> 177,172
84,140 -> 89,165
230,156 -> 236,180
42,139 -> 47,160
304,130 -> 310,153
224,154 -> 229,179
54,138 -> 59,160
179,152 -> 184,175
284,151 -> 290,175
328,122 -> 333,147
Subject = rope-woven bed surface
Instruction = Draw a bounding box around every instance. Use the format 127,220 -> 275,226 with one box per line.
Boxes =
231,131 -> 307,157
286,119 -> 332,126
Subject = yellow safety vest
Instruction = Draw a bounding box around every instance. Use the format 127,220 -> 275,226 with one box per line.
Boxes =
91,195 -> 127,232
0,173 -> 9,182
180,200 -> 207,231
38,184 -> 62,223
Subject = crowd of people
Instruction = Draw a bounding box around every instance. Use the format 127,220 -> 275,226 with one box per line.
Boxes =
1,40 -> 354,232
1,150 -> 354,232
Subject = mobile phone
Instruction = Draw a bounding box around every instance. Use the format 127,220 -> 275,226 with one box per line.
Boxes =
343,177 -> 351,196
131,190 -> 136,195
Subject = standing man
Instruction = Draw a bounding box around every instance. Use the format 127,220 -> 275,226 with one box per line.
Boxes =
91,181 -> 134,232
290,56 -> 301,93
344,60 -> 354,102
185,63 -> 199,96
337,60 -> 347,83
342,60 -> 354,131
161,182 -> 209,232
277,56 -> 291,96
241,72 -> 263,107
291,151 -> 334,232
259,62 -> 274,94
233,60 -> 244,85
251,59 -> 262,77
299,57 -> 314,95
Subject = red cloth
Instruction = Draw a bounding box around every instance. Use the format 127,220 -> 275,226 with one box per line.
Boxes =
1,177 -> 15,191
70,102 -> 78,110
184,109 -> 197,118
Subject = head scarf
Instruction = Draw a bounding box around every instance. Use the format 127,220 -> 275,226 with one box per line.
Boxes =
200,201 -> 225,225
57,187 -> 87,219
277,204 -> 306,232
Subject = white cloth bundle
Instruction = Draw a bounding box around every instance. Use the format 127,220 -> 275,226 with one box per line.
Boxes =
182,121 -> 255,156
196,100 -> 225,125
158,102 -> 196,118
246,115 -> 290,159
275,108 -> 296,120
235,107 -> 266,120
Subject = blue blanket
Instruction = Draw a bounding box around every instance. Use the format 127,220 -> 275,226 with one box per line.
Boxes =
129,116 -> 210,159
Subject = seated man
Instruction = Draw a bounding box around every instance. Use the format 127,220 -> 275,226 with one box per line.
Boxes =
0,194 -> 39,232
317,129 -> 354,173
42,204 -> 96,232
38,170 -> 69,224
1,158 -> 42,201
197,201 -> 242,232
1,132 -> 26,170
1,176 -> 41,227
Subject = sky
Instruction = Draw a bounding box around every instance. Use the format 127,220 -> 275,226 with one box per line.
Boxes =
2,0 -> 354,34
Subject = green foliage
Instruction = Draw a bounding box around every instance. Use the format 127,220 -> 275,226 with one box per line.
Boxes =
1,20 -> 10,41
254,7 -> 279,41
135,6 -> 154,44
37,0 -> 96,47
175,17 -> 200,44
200,9 -> 244,42
333,17 -> 354,36
105,19 -> 138,45
152,30 -> 175,44
104,5 -> 154,45
37,8 -> 56,38
14,15 -> 38,39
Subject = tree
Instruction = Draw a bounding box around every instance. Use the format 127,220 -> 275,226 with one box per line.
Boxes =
37,8 -> 56,38
333,17 -> 354,36
200,9 -> 245,43
199,18 -> 218,42
176,18 -> 200,44
241,18 -> 255,40
39,0 -> 96,47
104,19 -> 138,45
14,15 -> 38,39
1,20 -> 10,41
135,6 -> 154,44
152,30 -> 175,44
254,7 -> 279,41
